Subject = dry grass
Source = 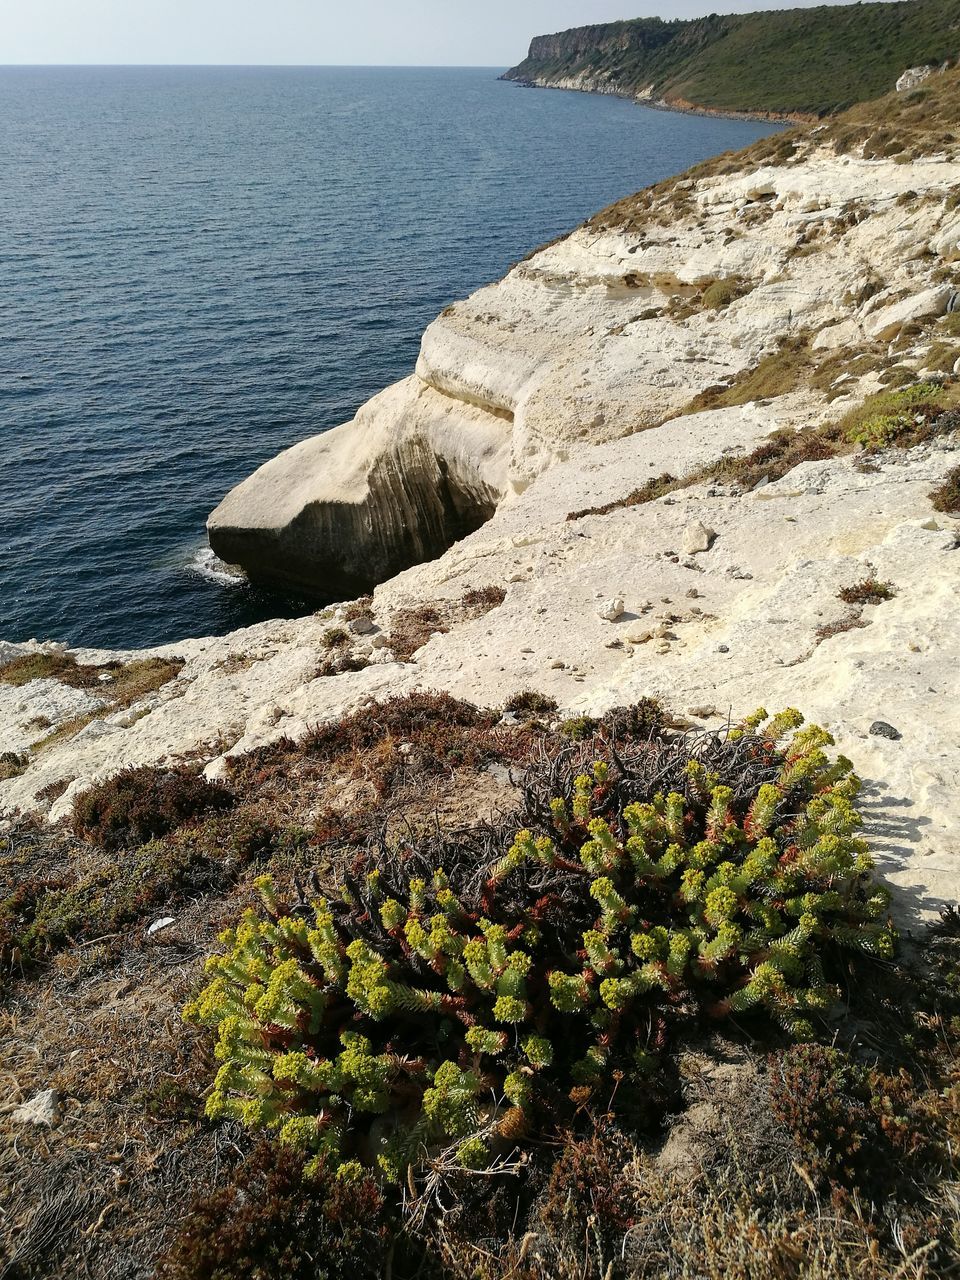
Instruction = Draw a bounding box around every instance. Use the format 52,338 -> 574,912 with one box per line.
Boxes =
586,69 -> 960,239
383,587 -> 507,662
22,657 -> 186,754
930,465 -> 960,513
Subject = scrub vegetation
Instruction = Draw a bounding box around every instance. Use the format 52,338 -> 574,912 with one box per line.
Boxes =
3,693 -> 959,1280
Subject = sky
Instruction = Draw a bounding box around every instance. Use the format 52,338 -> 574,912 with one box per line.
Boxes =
1,0 -> 904,67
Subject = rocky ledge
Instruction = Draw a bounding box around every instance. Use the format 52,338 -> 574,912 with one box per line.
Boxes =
6,77 -> 960,924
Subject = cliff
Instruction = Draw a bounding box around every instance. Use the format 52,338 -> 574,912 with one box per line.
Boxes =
8,63 -> 960,1280
6,70 -> 960,925
501,0 -> 960,118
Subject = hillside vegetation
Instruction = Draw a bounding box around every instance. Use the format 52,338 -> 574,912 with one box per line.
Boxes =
502,0 -> 960,117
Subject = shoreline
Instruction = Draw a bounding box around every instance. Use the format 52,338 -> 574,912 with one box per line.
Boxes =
499,74 -> 818,126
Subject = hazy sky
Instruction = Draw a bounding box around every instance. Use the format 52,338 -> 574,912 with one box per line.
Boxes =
2,0 -> 903,67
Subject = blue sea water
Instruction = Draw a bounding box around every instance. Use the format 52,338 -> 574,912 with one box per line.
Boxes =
0,66 -> 779,650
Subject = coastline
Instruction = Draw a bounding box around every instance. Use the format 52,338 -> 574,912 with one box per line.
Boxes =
4,81 -> 960,925
499,73 -> 818,125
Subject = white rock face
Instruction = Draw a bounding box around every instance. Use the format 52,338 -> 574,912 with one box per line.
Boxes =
4,139 -> 960,928
209,145 -> 960,594
897,66 -> 935,93
863,285 -> 953,341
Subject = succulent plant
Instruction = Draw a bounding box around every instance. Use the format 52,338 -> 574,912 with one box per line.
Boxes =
186,708 -> 894,1181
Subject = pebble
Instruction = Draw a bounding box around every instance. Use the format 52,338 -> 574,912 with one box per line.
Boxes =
870,721 -> 902,741
682,521 -> 717,554
146,917 -> 176,937
597,597 -> 625,622
12,1089 -> 60,1128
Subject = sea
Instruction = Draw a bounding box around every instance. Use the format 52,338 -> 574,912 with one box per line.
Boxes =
0,66 -> 780,650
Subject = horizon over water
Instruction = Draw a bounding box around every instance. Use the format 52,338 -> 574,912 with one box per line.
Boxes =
0,66 -> 780,650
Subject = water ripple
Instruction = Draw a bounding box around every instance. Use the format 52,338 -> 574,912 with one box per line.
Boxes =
0,66 -> 780,648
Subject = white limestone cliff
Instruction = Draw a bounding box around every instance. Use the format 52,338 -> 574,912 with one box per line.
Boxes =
6,115 -> 960,923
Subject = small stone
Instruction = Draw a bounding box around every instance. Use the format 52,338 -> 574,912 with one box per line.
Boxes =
146,917 -> 175,937
368,648 -> 396,665
597,597 -> 625,622
12,1089 -> 60,1128
682,521 -> 717,555
656,643 -> 671,655
550,660 -> 566,669
869,721 -> 902,741
689,705 -> 721,719
717,644 -> 730,653
685,588 -> 701,599
627,631 -> 654,645
347,614 -> 376,635
203,756 -> 231,782
605,639 -> 623,649
520,647 -> 534,654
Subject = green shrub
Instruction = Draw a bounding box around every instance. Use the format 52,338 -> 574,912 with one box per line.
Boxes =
837,577 -> 896,605
73,765 -> 234,851
187,709 -> 894,1182
321,627 -> 350,650
503,690 -> 558,717
701,276 -> 746,310
560,716 -> 598,741
840,383 -> 945,448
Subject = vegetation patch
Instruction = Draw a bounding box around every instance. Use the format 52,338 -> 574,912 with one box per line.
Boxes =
0,653 -> 185,754
156,1141 -> 391,1280
5,693 -> 960,1278
838,382 -> 956,448
0,751 -> 27,782
502,689 -> 559,718
569,382 -> 960,526
461,584 -> 507,612
566,473 -> 677,521
930,464 -> 960,514
383,589 -> 507,662
188,709 -> 892,1181
73,766 -> 234,852
505,3 -> 960,118
837,577 -> 896,606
